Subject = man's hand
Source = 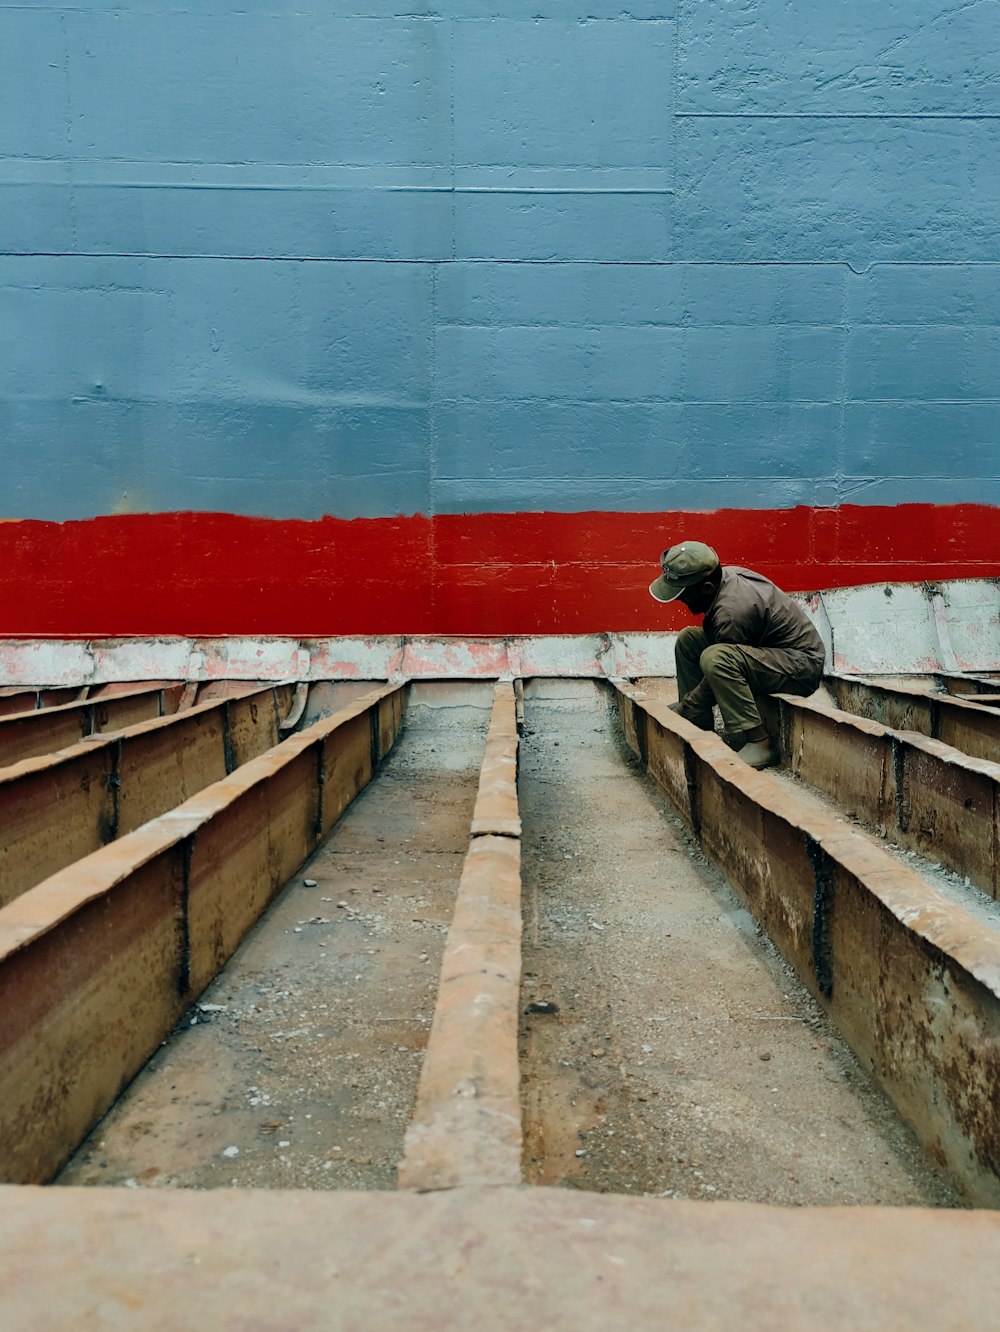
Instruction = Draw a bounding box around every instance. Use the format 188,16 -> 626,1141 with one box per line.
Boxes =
667,697 -> 714,731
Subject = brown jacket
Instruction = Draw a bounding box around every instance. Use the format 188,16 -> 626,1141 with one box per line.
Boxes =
702,566 -> 825,690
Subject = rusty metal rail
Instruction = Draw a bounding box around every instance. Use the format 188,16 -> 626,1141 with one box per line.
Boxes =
0,684 -> 405,1184
0,684 -> 293,910
760,693 -> 1000,902
398,682 -> 523,1190
0,685 -> 87,717
934,672 -> 1000,697
827,674 -> 1000,763
614,681 -> 1000,1208
0,682 -> 176,716
0,684 -> 190,767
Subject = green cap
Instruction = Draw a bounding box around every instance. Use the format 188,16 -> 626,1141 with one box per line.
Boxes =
648,541 -> 720,603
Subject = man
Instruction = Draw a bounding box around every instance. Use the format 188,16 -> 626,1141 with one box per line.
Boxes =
649,541 -> 826,770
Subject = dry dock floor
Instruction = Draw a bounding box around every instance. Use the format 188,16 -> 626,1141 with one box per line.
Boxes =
57,691 -> 489,1192
58,680 -> 959,1208
518,681 -> 959,1206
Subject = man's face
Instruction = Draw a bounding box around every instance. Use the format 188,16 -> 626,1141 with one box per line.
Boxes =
677,579 -> 717,615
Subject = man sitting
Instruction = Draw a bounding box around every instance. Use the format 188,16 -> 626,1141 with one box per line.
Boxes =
649,541 -> 826,770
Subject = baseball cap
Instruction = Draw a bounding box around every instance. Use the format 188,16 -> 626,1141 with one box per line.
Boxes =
648,541 -> 720,603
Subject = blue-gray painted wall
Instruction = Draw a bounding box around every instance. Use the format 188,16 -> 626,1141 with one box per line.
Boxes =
3,1 -> 1000,520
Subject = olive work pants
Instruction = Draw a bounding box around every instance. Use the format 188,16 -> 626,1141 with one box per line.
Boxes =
674,626 -> 809,739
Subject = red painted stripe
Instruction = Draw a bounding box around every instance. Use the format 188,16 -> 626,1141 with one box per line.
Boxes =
2,504 -> 998,638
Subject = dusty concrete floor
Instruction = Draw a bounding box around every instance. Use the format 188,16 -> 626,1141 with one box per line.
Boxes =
57,687 -> 491,1192
58,678 -> 963,1208
517,679 -> 963,1207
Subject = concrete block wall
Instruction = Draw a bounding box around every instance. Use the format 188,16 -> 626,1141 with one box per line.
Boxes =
1,1 -> 999,634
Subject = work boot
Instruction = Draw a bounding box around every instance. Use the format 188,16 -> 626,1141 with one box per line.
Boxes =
738,739 -> 778,770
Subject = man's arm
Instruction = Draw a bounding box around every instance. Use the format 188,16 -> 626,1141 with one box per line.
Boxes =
671,679 -> 715,721
710,606 -> 764,647
669,597 -> 765,722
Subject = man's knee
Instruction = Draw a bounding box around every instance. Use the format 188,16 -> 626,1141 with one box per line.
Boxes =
676,626 -> 704,655
699,643 -> 746,682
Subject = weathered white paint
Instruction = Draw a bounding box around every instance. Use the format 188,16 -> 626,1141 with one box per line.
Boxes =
1,581 -> 997,685
818,579 -> 1000,676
